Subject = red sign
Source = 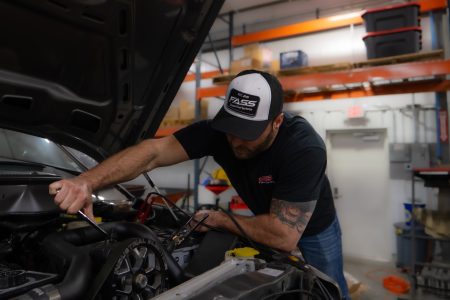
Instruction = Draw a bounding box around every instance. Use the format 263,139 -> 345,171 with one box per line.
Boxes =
439,109 -> 448,142
347,105 -> 365,119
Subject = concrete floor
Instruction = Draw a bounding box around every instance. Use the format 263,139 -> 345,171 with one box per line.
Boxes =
344,258 -> 449,300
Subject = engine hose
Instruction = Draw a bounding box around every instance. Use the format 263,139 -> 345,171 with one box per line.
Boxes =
15,222 -> 183,300
12,231 -> 92,300
57,222 -> 184,284
12,284 -> 61,300
39,231 -> 93,300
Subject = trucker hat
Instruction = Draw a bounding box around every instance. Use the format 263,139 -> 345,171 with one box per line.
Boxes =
211,70 -> 283,140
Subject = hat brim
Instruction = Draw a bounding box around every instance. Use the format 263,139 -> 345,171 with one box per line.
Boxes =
211,108 -> 270,141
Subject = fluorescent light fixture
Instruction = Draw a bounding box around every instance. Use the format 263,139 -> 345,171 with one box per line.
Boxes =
328,11 -> 361,22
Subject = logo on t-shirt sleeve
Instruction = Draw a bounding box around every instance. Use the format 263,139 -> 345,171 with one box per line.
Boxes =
258,175 -> 274,184
226,88 -> 260,117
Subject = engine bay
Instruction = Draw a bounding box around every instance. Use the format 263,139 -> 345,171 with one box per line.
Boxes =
0,170 -> 341,300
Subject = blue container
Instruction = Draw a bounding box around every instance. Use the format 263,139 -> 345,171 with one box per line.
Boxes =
280,50 -> 308,69
395,222 -> 429,269
403,202 -> 426,226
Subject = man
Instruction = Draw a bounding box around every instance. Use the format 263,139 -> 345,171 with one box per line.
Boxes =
49,70 -> 349,299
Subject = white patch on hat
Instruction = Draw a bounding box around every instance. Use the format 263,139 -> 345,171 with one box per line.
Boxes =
224,73 -> 271,121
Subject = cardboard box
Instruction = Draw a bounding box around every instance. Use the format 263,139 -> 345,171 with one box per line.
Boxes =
244,43 -> 273,67
163,105 -> 179,121
243,43 -> 260,57
271,59 -> 280,72
230,58 -> 263,74
160,104 -> 180,127
179,99 -> 195,120
160,99 -> 208,128
200,99 -> 209,120
229,43 -> 273,74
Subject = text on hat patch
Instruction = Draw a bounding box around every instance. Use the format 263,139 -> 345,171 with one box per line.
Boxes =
227,88 -> 260,117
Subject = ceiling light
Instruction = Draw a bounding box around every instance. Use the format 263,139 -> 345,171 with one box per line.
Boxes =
328,11 -> 361,22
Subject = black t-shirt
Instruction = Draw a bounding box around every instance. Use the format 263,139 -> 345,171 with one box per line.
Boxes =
173,113 -> 335,237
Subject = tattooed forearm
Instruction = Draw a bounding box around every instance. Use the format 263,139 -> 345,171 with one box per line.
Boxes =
270,199 -> 317,234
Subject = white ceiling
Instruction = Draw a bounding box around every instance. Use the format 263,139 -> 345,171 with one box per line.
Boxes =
210,0 -> 406,38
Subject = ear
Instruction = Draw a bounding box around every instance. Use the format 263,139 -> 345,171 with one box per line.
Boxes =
273,113 -> 284,129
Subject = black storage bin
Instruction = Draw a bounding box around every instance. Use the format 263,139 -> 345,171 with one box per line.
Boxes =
362,2 -> 420,32
363,26 -> 421,59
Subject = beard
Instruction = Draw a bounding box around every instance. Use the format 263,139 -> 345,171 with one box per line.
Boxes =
230,127 -> 276,160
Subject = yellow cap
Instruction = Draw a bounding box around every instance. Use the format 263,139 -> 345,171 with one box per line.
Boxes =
226,247 -> 260,258
288,255 -> 299,262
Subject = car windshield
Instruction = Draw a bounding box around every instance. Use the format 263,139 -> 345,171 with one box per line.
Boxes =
0,128 -> 82,172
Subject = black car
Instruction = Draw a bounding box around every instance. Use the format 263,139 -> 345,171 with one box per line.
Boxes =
0,1 -> 341,299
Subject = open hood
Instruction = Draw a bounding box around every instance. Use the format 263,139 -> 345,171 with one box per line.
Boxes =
0,0 -> 223,161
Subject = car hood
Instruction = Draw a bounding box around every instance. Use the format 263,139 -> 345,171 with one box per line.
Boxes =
0,0 -> 222,161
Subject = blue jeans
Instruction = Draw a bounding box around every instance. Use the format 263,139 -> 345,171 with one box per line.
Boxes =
299,216 -> 350,299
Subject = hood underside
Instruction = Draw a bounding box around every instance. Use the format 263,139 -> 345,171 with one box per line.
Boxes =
0,0 -> 223,161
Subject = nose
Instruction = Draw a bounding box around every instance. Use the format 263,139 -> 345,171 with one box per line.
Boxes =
227,134 -> 244,147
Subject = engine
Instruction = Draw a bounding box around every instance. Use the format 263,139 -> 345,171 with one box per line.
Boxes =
0,174 -> 180,299
0,174 -> 341,300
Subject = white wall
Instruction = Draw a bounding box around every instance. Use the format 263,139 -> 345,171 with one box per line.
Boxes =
151,16 -> 440,260
287,93 -> 438,261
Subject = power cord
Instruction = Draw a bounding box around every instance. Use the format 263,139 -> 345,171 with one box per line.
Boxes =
146,192 -> 189,221
146,191 -> 221,232
216,206 -> 257,250
141,173 -> 258,248
142,173 -> 180,222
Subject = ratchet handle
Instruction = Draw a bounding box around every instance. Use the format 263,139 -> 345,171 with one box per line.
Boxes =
77,210 -> 110,240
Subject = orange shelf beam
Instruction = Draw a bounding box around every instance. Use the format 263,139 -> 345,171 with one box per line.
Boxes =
280,60 -> 450,90
286,80 -> 450,102
232,0 -> 447,46
197,85 -> 228,99
420,0 -> 447,11
185,69 -> 229,82
155,126 -> 185,138
232,13 -> 363,46
197,60 -> 450,101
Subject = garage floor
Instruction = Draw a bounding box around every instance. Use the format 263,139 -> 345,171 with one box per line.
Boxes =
344,258 -> 448,300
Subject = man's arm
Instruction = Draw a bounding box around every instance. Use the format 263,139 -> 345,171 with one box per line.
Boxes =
198,198 -> 316,252
49,135 -> 189,216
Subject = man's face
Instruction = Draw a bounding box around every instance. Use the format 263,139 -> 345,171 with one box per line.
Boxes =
226,121 -> 276,160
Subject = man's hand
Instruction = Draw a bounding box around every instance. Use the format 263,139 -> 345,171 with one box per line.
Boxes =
49,177 -> 94,220
187,199 -> 316,252
191,210 -> 224,232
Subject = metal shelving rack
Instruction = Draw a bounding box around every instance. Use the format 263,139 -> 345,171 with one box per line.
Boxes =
411,168 -> 450,298
155,0 -> 450,210
197,58 -> 450,101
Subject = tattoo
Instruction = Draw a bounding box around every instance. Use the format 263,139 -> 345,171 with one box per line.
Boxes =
270,198 -> 317,234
